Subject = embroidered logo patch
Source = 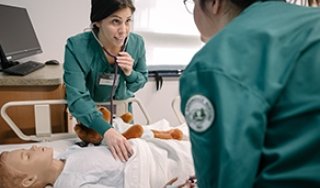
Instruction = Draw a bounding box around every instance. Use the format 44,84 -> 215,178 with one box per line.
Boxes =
185,95 -> 214,132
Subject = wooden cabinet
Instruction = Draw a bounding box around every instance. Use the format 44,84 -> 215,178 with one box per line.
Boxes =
0,65 -> 67,144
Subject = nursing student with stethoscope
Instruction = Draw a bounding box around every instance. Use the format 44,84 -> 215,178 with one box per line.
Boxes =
63,0 -> 148,162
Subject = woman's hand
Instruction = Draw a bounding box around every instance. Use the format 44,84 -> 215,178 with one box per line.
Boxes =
104,128 -> 134,161
116,51 -> 134,76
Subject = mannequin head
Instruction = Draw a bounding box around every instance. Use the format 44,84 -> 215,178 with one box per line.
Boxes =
0,146 -> 64,188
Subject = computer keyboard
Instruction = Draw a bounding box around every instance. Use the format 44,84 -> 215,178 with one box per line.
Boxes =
3,61 -> 45,76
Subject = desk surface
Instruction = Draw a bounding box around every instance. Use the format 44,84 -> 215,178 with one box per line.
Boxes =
0,64 -> 63,86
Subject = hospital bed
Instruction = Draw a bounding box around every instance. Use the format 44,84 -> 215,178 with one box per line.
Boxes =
0,97 -> 194,188
0,97 -> 151,142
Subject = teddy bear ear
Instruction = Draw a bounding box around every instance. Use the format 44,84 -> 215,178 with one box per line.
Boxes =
98,106 -> 111,121
121,112 -> 133,123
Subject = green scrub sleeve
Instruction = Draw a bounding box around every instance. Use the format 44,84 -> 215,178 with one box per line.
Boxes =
91,117 -> 112,136
125,42 -> 148,92
125,70 -> 138,83
180,69 -> 269,187
64,41 -> 112,136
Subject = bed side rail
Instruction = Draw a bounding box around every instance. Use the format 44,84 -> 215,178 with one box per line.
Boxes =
1,98 -> 151,142
1,99 -> 71,142
171,96 -> 185,124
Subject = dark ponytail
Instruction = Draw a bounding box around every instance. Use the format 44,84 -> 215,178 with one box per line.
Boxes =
230,0 -> 285,8
230,0 -> 258,8
199,0 -> 283,11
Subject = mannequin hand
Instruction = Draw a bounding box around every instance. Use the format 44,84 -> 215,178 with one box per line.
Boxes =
116,51 -> 134,76
104,128 -> 134,161
308,0 -> 320,7
164,176 -> 197,188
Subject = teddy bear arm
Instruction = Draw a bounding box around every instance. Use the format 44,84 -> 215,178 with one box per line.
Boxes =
152,129 -> 183,140
122,124 -> 144,139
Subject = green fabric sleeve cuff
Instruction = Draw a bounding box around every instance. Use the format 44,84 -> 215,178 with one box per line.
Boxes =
125,71 -> 138,83
91,117 -> 112,136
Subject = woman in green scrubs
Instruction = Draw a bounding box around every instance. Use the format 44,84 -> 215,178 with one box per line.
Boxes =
180,0 -> 320,187
64,0 -> 147,162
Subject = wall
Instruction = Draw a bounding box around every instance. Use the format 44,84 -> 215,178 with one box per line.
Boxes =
0,0 -> 191,126
0,0 -> 203,65
133,77 -> 184,126
0,0 -> 91,63
134,0 -> 203,66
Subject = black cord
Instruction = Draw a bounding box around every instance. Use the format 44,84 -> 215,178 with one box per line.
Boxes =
155,72 -> 163,91
103,47 -> 118,126
102,37 -> 127,126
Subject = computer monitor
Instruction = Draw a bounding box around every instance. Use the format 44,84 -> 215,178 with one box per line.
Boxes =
0,4 -> 42,69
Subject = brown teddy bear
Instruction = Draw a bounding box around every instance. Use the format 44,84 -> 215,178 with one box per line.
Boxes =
74,106 -> 183,146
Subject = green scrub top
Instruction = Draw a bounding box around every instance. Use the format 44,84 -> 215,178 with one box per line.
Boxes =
180,1 -> 320,188
64,32 -> 148,136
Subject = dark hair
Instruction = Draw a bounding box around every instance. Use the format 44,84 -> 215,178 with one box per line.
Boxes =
198,0 -> 257,12
90,0 -> 136,23
229,0 -> 258,8
199,0 -> 285,11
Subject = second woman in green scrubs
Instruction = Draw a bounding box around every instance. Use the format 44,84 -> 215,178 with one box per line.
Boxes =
180,0 -> 320,187
63,0 -> 147,162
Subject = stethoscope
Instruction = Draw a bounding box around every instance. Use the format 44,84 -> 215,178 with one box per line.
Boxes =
90,25 -> 129,125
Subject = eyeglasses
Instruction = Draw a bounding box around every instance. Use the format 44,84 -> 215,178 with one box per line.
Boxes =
183,0 -> 195,14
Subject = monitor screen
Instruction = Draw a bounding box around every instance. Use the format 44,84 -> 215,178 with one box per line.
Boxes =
0,4 -> 42,62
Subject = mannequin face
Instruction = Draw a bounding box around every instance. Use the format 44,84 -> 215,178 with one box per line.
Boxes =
3,145 -> 54,176
96,7 -> 133,50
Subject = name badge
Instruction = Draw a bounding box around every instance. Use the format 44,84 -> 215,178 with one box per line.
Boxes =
99,73 -> 119,86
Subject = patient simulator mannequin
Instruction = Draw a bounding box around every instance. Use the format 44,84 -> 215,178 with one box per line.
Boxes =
0,108 -> 187,188
0,145 -> 124,188
0,145 -> 194,188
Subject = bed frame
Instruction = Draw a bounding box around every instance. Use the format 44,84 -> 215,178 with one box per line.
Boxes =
171,96 -> 185,124
0,97 -> 151,142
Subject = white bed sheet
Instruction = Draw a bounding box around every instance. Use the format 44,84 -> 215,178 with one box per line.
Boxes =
0,119 -> 193,188
124,119 -> 193,187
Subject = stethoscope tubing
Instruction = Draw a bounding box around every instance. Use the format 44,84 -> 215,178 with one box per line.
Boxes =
90,26 -> 129,126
